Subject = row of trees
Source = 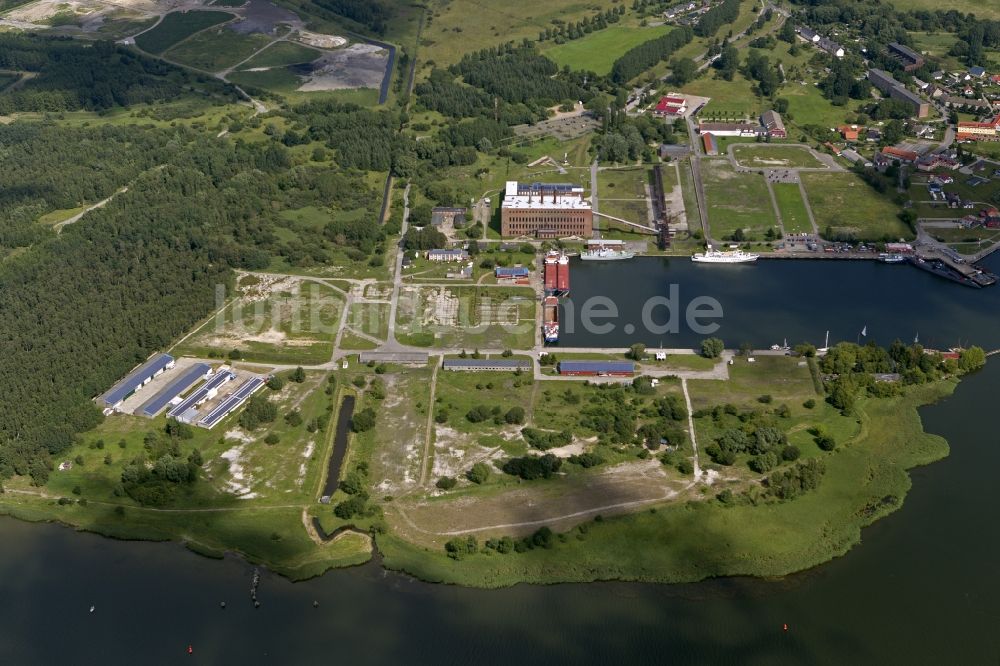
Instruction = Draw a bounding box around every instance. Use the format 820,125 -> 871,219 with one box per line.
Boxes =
312,0 -> 391,35
536,7 -> 625,43
694,0 -> 742,38
609,26 -> 694,83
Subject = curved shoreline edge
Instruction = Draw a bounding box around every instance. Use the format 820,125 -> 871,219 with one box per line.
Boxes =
0,380 -> 956,588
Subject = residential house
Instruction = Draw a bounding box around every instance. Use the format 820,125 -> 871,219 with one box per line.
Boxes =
839,125 -> 860,141
818,37 -> 845,58
797,26 -> 820,43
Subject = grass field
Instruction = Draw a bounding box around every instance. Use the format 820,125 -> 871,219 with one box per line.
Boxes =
166,27 -> 273,72
0,372 -> 375,580
417,0 -> 623,66
780,82 -> 861,130
135,10 -> 233,55
0,356 -> 960,586
36,205 -> 86,227
890,0 -> 1000,20
543,24 -> 674,76
238,41 -> 320,70
376,367 -> 956,587
597,166 -> 648,199
228,67 -> 302,93
701,160 -> 779,240
679,159 -> 703,234
731,145 -> 826,170
598,166 -> 651,227
395,285 -> 536,349
965,142 -> 1000,160
771,182 -> 814,235
801,172 -> 910,241
172,277 -> 344,364
682,73 -> 760,120
93,17 -> 159,40
600,198 -> 652,228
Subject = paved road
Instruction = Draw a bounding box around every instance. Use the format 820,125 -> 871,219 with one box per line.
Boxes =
590,159 -> 601,239
685,116 -> 713,244
764,178 -> 786,236
797,179 -> 820,235
724,142 -> 844,173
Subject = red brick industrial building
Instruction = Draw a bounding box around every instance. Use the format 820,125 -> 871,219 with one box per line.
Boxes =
500,181 -> 593,238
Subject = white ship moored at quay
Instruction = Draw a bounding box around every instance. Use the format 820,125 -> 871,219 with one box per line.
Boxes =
691,245 -> 759,264
580,239 -> 635,261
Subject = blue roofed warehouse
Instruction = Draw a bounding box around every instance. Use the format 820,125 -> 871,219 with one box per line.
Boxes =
99,353 -> 175,411
136,363 -> 212,418
558,360 -> 635,377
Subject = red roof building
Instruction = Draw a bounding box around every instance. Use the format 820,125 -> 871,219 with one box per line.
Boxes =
839,125 -> 861,141
957,113 -> 1000,140
653,94 -> 687,116
881,146 -> 919,163
702,132 -> 718,155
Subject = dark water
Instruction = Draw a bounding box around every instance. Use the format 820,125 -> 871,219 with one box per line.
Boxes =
560,257 -> 1000,351
320,395 -> 355,497
3,258 -> 999,664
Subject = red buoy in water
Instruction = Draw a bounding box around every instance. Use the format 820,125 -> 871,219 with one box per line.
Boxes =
187,645 -> 194,655
783,624 -> 789,632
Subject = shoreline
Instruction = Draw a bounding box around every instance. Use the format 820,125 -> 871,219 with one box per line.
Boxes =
0,379 -> 956,588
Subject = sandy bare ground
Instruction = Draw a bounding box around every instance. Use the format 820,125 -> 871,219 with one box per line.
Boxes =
7,0 -> 193,26
294,29 -> 345,49
296,43 -> 387,92
389,459 -> 695,545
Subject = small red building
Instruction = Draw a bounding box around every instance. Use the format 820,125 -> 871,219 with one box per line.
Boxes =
653,94 -> 687,116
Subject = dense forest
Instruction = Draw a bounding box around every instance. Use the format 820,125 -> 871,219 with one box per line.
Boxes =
609,26 -> 693,83
453,43 -> 591,107
286,99 -> 399,171
0,118 -> 391,482
694,0 -> 742,38
0,124 -> 162,252
413,69 -> 538,125
310,0 -> 392,35
0,35 -> 233,113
